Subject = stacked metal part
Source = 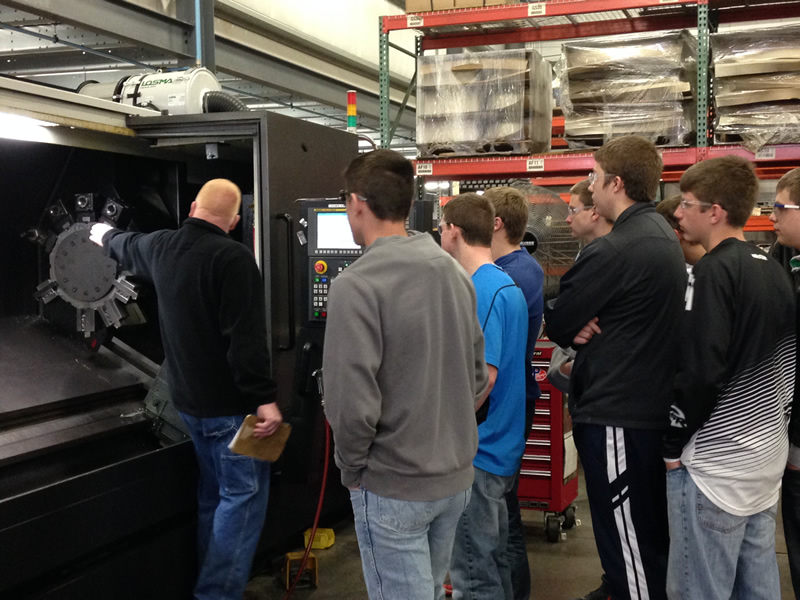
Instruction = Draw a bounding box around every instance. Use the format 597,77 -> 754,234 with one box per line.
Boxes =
416,49 -> 552,157
712,24 -> 800,151
560,30 -> 697,149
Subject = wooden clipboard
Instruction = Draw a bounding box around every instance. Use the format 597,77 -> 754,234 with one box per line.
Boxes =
228,415 -> 292,462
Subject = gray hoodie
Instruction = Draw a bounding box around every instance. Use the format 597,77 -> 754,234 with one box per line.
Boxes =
322,232 -> 488,501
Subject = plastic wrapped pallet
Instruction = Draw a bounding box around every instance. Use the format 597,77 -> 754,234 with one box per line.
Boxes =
716,103 -> 800,150
416,49 -> 552,157
560,30 -> 696,149
712,25 -> 800,78
716,73 -> 800,107
712,24 -> 800,150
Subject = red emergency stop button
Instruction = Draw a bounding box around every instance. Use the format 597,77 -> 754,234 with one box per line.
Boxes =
314,260 -> 328,274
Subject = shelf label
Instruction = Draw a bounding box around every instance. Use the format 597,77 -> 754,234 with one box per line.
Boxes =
527,158 -> 545,172
659,0 -> 682,3
755,147 -> 776,160
406,15 -> 424,28
416,162 -> 433,176
528,3 -> 546,16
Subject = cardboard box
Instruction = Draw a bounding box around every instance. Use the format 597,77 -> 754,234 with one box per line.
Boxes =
405,0 -> 432,12
408,0 -> 518,11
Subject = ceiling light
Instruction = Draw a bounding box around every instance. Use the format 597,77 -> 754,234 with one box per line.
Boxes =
0,113 -> 58,143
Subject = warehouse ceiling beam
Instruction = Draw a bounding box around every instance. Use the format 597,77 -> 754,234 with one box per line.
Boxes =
212,0 -> 415,127
0,0 -> 194,60
0,0 -> 415,129
214,35 -> 415,132
0,20 -> 156,71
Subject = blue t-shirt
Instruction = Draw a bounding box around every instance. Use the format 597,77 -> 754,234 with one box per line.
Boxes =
495,248 -> 544,404
472,263 -> 529,476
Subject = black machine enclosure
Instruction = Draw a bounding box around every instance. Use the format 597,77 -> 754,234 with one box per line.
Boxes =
0,111 -> 357,599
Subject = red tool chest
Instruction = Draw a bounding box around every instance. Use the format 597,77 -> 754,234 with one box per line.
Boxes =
518,342 -> 579,542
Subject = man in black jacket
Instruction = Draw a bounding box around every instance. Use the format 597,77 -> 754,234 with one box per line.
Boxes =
90,179 -> 282,600
545,136 -> 686,600
664,157 -> 794,599
769,167 -> 800,599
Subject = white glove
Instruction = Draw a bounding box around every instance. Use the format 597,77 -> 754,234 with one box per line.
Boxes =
89,222 -> 114,246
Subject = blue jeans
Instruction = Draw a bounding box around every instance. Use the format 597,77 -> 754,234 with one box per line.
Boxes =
350,486 -> 471,600
450,467 -> 516,600
505,474 -> 531,600
666,466 -> 780,600
782,468 -> 800,598
180,412 -> 271,600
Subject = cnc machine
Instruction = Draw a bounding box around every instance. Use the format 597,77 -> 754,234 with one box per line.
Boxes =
0,102 -> 357,598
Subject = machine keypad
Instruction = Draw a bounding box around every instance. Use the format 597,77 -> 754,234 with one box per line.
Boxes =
310,260 -> 353,320
312,277 -> 330,317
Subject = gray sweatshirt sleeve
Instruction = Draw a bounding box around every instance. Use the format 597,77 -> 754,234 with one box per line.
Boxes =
546,346 -> 576,394
322,272 -> 383,490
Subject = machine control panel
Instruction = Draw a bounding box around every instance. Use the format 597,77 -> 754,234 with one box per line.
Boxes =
302,199 -> 362,322
309,258 -> 355,319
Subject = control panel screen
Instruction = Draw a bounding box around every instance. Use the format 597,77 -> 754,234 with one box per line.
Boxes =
317,212 -> 359,251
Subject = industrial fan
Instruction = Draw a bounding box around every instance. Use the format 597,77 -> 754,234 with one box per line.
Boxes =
509,180 -> 580,301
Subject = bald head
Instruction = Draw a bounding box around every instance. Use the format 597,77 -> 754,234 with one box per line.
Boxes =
191,179 -> 242,232
196,179 -> 241,217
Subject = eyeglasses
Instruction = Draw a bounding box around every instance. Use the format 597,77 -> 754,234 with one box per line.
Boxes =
339,189 -> 368,203
773,202 -> 800,213
567,205 -> 594,216
679,199 -> 714,210
588,172 -> 616,185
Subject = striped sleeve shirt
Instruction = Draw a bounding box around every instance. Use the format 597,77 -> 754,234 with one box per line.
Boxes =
664,238 -> 795,516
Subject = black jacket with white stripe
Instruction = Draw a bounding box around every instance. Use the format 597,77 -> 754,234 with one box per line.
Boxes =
663,238 -> 796,462
545,202 -> 687,430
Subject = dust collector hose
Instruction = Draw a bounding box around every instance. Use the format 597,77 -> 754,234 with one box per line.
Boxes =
203,91 -> 249,112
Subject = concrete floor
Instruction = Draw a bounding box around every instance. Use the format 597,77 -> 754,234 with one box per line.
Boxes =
245,469 -> 796,599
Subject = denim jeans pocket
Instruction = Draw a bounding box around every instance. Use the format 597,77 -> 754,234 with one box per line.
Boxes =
376,495 -> 430,533
696,490 -> 746,534
200,415 -> 240,438
477,469 -> 507,500
665,466 -> 684,502
220,453 -> 259,495
666,465 -> 686,477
